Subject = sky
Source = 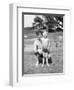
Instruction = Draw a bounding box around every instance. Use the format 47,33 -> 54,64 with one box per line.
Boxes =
24,15 -> 35,27
24,15 -> 44,27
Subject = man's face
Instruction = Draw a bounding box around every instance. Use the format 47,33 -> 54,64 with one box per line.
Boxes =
38,33 -> 42,38
43,31 -> 48,38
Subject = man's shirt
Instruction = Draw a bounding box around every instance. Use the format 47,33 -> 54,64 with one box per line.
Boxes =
33,38 -> 42,52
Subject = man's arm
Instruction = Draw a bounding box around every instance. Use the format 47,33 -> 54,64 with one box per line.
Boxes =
33,40 -> 42,54
33,40 -> 38,53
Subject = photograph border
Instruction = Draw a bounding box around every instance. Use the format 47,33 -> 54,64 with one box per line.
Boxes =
9,4 -> 71,86
22,11 -> 64,76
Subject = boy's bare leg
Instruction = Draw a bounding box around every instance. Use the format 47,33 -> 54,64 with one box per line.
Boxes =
42,52 -> 45,67
42,57 -> 44,67
46,53 -> 50,66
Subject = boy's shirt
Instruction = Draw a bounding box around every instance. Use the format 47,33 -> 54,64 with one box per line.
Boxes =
41,37 -> 50,49
33,37 -> 50,53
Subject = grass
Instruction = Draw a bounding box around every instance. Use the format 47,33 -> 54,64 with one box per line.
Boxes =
23,31 -> 63,74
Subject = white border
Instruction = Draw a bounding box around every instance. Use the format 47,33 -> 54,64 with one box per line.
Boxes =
9,4 -> 71,86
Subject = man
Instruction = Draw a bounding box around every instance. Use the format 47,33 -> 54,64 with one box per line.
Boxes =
33,31 -> 43,67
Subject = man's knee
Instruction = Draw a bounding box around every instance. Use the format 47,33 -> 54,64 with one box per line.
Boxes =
38,54 -> 43,64
48,57 -> 52,64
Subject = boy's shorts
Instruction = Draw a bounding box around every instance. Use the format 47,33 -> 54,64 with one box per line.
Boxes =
42,48 -> 50,54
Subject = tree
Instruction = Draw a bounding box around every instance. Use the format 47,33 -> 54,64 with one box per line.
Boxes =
32,15 -> 63,33
33,16 -> 45,33
43,15 -> 63,32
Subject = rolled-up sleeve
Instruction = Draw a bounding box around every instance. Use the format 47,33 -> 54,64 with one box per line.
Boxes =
33,40 -> 38,53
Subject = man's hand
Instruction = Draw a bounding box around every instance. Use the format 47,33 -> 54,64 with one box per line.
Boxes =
38,49 -> 42,54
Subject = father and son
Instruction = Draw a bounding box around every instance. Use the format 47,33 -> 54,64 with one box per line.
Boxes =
34,30 -> 52,67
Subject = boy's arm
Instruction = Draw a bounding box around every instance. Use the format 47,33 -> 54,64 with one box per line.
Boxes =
47,39 -> 51,50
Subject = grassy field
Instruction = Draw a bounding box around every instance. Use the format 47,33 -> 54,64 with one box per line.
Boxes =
24,31 -> 63,74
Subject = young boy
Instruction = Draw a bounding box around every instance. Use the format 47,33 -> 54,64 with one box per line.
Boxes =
33,31 -> 43,67
41,30 -> 52,66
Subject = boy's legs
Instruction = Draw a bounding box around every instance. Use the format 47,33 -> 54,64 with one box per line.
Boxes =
42,49 -> 49,66
43,48 -> 52,66
42,52 -> 46,67
46,53 -> 50,66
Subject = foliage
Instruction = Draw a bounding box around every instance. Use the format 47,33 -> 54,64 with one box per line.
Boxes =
32,15 -> 63,32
